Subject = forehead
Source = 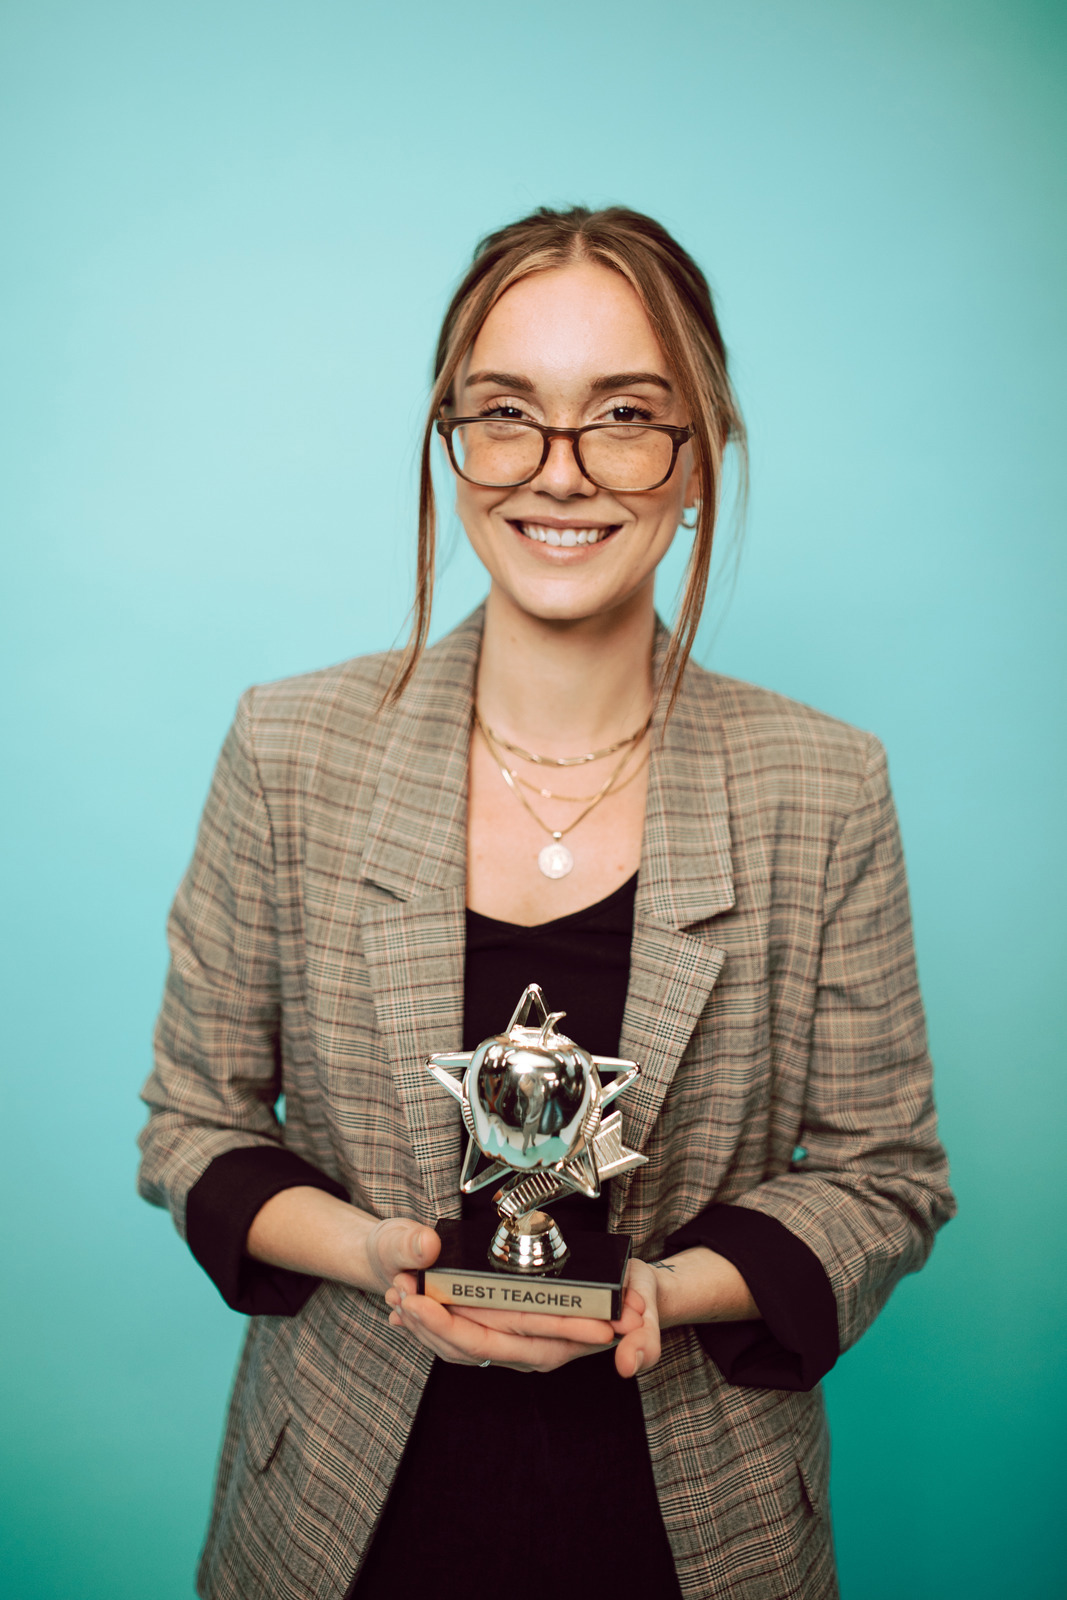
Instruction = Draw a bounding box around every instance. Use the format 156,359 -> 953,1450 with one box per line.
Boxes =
464,260 -> 667,384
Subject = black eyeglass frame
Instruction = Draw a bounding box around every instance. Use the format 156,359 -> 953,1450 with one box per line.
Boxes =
436,415 -> 695,493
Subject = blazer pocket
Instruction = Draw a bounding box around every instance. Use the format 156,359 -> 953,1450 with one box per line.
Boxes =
244,1369 -> 290,1474
797,1456 -> 822,1517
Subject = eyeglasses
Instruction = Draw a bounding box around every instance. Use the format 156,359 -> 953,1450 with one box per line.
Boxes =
436,415 -> 694,493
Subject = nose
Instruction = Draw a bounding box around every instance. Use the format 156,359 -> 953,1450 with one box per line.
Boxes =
529,434 -> 596,499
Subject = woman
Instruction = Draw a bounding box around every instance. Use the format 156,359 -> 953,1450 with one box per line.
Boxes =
138,205 -> 955,1600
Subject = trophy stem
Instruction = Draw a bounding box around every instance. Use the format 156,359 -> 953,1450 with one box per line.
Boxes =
489,1210 -> 570,1273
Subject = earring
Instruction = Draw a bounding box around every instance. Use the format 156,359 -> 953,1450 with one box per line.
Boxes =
680,504 -> 700,530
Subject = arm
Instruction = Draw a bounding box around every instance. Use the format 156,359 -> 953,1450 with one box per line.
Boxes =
244,1184 -> 440,1294
616,738 -> 954,1386
138,690 -> 288,1238
725,735 -> 956,1353
608,1247 -> 758,1379
646,1246 -> 757,1325
644,736 -> 955,1391
138,694 -> 435,1311
184,1145 -> 436,1315
615,1218 -> 837,1387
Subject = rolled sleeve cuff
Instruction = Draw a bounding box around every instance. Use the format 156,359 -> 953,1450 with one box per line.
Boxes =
186,1145 -> 349,1316
664,1204 -> 839,1391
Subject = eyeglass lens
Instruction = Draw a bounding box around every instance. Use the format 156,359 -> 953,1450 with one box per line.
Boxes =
451,420 -> 675,492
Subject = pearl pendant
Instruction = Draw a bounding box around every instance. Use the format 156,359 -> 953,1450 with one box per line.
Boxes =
538,841 -> 574,879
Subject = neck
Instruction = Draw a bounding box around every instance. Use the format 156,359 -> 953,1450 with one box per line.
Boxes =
476,583 -> 657,751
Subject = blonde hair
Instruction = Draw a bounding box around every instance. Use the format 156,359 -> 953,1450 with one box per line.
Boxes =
391,205 -> 746,713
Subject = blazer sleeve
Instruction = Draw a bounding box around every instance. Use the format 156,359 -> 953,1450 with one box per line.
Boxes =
721,735 -> 956,1354
137,690 -> 346,1243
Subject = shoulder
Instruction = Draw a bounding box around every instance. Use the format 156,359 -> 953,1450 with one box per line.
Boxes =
682,661 -> 886,812
222,651 -> 401,823
240,649 -> 400,747
228,607 -> 483,798
215,651 -> 403,840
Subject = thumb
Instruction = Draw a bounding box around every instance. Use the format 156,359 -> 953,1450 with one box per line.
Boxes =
392,1222 -> 440,1274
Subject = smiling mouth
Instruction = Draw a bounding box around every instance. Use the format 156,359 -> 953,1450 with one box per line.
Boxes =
510,520 -> 620,548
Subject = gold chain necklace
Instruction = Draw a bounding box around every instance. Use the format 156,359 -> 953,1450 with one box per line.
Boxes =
478,712 -> 652,768
474,710 -> 647,880
511,745 -> 647,802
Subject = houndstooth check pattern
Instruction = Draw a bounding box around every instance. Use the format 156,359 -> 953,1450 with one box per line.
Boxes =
139,608 -> 954,1599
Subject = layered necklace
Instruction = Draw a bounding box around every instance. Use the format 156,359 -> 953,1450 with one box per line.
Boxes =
474,707 -> 652,879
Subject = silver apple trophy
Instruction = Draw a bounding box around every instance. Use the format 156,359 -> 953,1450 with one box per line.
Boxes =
419,985 -> 647,1320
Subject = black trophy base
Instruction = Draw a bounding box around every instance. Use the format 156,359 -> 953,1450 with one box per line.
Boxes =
418,1218 -> 632,1321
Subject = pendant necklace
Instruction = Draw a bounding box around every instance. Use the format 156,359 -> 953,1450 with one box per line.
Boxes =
474,709 -> 649,880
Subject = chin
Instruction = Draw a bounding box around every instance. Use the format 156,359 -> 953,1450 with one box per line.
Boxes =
500,575 -> 641,628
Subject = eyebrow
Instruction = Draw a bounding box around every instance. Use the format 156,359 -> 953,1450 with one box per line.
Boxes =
463,369 -> 674,395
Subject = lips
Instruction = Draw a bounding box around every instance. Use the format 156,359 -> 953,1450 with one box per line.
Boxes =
512,521 -> 619,547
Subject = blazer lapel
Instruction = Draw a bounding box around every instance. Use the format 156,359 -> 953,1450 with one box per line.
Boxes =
610,656 -> 734,1229
356,611 -> 483,1224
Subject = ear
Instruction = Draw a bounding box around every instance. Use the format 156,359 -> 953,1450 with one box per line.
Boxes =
683,456 -> 701,512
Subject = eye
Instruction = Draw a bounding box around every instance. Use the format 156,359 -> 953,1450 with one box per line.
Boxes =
603,403 -> 655,424
478,404 -> 527,420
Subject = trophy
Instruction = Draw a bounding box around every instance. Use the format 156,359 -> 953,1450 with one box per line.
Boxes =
418,984 -> 647,1320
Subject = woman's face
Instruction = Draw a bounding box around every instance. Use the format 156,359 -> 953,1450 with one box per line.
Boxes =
448,261 -> 698,628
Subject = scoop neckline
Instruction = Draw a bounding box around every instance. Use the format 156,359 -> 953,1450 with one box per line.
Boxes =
466,872 -> 638,935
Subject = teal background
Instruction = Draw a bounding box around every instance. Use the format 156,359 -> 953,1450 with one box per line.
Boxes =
2,1 -> 1064,1594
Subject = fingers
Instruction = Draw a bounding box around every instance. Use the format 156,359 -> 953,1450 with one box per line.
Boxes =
383,1254 -> 657,1375
384,1278 -> 645,1357
387,1289 -> 600,1373
614,1334 -> 645,1379
621,1284 -> 646,1317
613,1306 -> 660,1377
387,1291 -> 490,1365
450,1304 -> 616,1344
614,1261 -> 662,1379
442,1288 -> 643,1343
610,1300 -> 645,1337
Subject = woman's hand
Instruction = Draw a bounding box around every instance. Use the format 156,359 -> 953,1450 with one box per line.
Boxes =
249,1192 -> 754,1369
387,1247 -> 755,1377
245,1186 -> 442,1296
385,1268 -> 650,1375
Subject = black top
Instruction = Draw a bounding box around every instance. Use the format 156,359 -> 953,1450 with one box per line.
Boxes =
186,875 -> 839,1597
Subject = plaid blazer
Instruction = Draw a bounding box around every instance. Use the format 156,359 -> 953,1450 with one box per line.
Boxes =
139,607 -> 954,1600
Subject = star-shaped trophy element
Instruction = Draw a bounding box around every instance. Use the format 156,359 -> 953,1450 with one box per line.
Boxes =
425,983 -> 647,1223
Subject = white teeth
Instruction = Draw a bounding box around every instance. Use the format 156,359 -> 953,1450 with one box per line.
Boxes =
518,523 -> 606,546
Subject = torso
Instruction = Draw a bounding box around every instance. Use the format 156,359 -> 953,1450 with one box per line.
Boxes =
465,722 -> 650,924
349,874 -> 684,1600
